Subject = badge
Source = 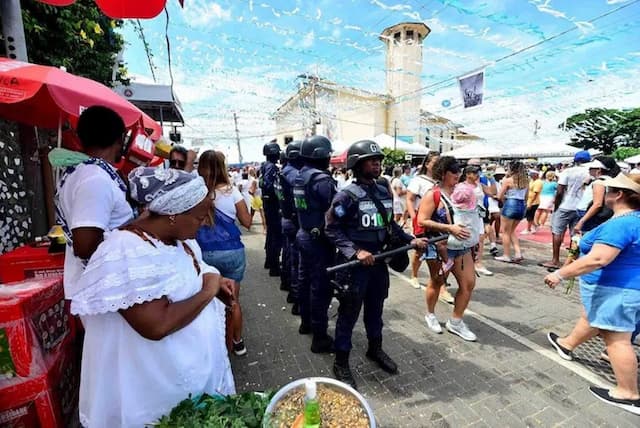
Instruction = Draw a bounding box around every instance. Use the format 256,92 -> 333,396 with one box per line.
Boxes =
334,205 -> 346,218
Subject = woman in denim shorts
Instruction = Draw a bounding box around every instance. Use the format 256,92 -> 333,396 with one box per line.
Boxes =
197,151 -> 252,356
495,161 -> 529,263
544,173 -> 640,415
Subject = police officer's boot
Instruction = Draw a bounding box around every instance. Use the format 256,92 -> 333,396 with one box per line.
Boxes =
366,337 -> 398,374
269,266 -> 281,277
310,333 -> 335,354
291,303 -> 300,316
298,322 -> 311,335
333,351 -> 357,390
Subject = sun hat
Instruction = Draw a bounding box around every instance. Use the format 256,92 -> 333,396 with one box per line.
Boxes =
573,150 -> 591,164
494,167 -> 507,175
601,173 -> 640,194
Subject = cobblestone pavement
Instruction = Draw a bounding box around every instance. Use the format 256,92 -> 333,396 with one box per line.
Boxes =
231,228 -> 639,427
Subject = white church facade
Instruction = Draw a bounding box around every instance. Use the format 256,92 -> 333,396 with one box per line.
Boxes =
272,22 -> 481,153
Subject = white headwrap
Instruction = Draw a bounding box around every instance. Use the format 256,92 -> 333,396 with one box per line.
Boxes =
128,167 -> 209,215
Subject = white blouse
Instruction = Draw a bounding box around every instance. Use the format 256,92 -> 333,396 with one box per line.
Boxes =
69,230 -> 235,428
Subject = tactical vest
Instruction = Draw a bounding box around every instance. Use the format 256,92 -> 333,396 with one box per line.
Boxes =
294,167 -> 333,231
342,182 -> 393,244
276,165 -> 297,220
259,161 -> 276,198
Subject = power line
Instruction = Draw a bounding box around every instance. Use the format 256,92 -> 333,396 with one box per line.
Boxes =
133,19 -> 157,82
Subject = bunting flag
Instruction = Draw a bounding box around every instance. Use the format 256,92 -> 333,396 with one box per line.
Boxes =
458,70 -> 485,108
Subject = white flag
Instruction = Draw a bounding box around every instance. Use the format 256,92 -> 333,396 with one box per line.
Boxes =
458,70 -> 485,108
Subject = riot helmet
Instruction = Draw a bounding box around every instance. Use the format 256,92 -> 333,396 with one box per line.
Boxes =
285,140 -> 303,160
263,141 -> 281,156
346,140 -> 384,170
300,135 -> 332,160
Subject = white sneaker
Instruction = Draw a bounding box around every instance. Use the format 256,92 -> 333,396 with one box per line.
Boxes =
475,266 -> 493,276
520,230 -> 532,235
446,319 -> 477,342
409,277 -> 421,289
424,313 -> 443,334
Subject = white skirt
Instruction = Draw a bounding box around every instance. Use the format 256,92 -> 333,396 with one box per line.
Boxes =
539,195 -> 555,210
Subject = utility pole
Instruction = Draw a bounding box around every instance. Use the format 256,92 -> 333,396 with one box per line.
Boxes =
393,120 -> 398,150
233,112 -> 243,164
1,0 -> 28,61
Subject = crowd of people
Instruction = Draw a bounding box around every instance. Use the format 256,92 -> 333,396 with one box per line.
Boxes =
53,105 -> 640,425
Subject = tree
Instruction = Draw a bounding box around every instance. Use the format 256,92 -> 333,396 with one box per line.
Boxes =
562,108 -> 640,155
613,147 -> 640,161
0,0 -> 128,87
381,148 -> 407,167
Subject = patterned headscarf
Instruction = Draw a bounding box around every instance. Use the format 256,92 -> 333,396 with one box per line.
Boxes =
128,167 -> 208,215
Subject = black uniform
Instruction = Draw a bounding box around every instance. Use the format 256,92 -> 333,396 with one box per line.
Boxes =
260,143 -> 283,276
325,140 -> 414,389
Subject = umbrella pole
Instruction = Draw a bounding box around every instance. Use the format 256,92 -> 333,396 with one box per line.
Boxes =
36,127 -> 56,228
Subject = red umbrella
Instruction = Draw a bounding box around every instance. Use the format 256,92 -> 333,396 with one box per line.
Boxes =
37,0 -> 179,19
330,150 -> 348,166
0,58 -> 145,130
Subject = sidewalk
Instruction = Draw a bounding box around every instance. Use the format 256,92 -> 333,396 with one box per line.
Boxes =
232,229 -> 638,427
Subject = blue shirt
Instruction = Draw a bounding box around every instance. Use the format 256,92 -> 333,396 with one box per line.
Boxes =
541,181 -> 558,197
579,212 -> 640,289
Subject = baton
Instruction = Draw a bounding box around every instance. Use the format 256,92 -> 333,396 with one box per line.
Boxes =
327,234 -> 449,274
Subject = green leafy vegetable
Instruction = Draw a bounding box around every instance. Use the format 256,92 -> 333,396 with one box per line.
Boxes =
155,391 -> 275,428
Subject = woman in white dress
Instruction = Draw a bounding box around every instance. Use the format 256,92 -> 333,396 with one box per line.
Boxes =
68,167 -> 236,428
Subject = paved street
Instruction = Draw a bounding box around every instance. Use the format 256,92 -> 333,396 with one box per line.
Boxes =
231,226 -> 639,427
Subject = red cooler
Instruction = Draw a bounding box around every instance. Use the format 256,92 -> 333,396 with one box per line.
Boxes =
0,245 -> 65,284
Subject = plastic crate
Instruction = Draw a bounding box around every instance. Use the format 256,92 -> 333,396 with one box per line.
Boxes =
0,342 -> 79,428
0,278 -> 75,378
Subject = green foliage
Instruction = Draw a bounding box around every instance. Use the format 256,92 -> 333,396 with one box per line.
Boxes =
156,391 -> 275,428
562,108 -> 640,155
613,146 -> 640,161
0,0 -> 128,87
381,148 -> 407,167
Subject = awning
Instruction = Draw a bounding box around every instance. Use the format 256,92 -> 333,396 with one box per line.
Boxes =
113,83 -> 184,125
373,134 -> 430,155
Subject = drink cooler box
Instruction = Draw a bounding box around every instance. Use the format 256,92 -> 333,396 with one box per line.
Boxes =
0,245 -> 65,284
0,278 -> 79,427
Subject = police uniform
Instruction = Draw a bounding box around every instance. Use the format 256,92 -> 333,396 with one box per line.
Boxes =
275,141 -> 302,314
260,142 -> 283,277
294,136 -> 336,354
325,140 -> 414,389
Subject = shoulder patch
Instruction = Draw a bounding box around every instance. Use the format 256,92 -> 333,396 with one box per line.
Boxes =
334,205 -> 346,218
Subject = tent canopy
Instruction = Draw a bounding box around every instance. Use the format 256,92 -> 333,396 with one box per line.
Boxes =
372,134 -> 430,155
443,137 -> 580,160
624,154 -> 640,164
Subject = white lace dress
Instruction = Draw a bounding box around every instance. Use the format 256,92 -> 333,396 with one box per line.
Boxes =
68,230 -> 235,428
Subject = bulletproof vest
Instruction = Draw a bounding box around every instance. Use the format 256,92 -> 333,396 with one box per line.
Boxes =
276,165 -> 297,220
294,167 -> 334,231
342,182 -> 393,244
259,161 -> 276,197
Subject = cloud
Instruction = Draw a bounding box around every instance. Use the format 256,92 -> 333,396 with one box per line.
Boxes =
301,31 -> 315,48
370,0 -> 412,12
183,1 -> 232,27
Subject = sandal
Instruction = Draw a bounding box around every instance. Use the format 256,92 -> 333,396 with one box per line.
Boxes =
494,256 -> 512,263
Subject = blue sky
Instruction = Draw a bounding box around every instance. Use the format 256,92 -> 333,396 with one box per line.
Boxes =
121,0 -> 640,161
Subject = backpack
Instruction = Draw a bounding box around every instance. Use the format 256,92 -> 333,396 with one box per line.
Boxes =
413,187 -> 445,237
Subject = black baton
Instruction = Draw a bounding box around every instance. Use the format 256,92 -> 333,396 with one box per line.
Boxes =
327,234 -> 449,274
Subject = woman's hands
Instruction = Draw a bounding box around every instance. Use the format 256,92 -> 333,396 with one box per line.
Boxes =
448,224 -> 471,240
544,271 -> 563,289
202,273 -> 222,299
217,278 -> 236,307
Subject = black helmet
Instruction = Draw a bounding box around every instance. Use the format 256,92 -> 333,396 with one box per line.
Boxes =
300,135 -> 332,160
285,140 -> 302,160
346,140 -> 384,170
263,142 -> 281,156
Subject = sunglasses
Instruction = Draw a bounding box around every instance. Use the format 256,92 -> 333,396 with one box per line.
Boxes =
169,159 -> 186,169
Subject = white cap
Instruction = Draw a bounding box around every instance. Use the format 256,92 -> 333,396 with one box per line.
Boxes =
305,379 -> 317,400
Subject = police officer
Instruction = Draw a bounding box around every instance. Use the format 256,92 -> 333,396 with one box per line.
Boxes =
294,135 -> 336,354
260,141 -> 283,277
325,140 -> 427,389
275,141 -> 303,314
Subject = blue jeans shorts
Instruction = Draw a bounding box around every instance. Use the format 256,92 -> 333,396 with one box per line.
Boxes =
202,248 -> 246,283
501,198 -> 526,220
447,247 -> 472,260
580,280 -> 640,332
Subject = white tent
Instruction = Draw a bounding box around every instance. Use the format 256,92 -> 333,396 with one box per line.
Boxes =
624,154 -> 640,164
372,133 -> 430,155
443,137 -> 580,160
